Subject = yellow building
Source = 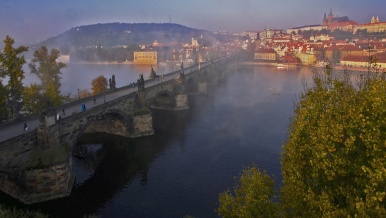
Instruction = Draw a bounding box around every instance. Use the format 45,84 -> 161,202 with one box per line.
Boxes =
134,50 -> 157,65
354,16 -> 386,33
296,52 -> 316,65
254,48 -> 277,61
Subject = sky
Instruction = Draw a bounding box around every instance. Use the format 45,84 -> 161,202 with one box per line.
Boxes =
1,0 -> 386,45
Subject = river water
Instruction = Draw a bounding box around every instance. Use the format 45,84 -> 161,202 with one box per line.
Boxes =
22,62 -> 182,97
1,64 -> 313,217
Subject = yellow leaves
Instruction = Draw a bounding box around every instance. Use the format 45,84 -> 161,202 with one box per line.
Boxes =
281,67 -> 386,216
355,201 -> 364,209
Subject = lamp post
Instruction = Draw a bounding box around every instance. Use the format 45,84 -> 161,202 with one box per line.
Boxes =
78,88 -> 80,100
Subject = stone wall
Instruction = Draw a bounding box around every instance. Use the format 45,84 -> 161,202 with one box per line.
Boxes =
0,157 -> 74,204
0,131 -> 37,170
84,118 -> 131,137
132,114 -> 154,138
175,94 -> 189,110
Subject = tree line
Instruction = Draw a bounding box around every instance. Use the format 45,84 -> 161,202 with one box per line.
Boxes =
0,36 -> 109,122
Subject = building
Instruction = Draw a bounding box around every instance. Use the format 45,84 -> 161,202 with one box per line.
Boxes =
287,25 -> 324,35
57,55 -> 70,64
297,52 -> 316,65
134,50 -> 157,65
354,16 -> 386,33
254,48 -> 277,61
341,53 -> 386,69
322,9 -> 357,32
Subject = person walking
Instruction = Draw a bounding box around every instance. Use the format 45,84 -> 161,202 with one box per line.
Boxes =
62,107 -> 65,116
24,122 -> 28,131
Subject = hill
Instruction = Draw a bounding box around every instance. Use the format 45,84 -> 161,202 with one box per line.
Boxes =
37,23 -> 215,49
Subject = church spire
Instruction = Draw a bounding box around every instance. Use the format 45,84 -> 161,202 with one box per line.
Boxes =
329,8 -> 333,17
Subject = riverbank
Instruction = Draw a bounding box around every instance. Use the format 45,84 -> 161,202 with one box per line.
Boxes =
239,61 -> 300,69
240,61 -> 386,73
72,61 -> 135,65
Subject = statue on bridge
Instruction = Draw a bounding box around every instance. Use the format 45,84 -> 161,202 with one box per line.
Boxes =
177,61 -> 185,84
148,65 -> 158,80
109,74 -> 116,90
137,74 -> 145,92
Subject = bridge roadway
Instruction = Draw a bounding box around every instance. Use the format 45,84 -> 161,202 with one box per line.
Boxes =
0,61 -> 213,143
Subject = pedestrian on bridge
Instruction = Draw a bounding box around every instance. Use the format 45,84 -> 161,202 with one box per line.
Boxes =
62,107 -> 65,117
24,122 -> 28,132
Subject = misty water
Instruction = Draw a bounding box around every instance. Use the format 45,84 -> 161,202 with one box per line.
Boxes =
22,62 -> 183,97
1,64 -> 313,217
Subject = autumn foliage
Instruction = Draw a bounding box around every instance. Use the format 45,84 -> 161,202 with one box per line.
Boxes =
91,75 -> 108,95
218,65 -> 386,217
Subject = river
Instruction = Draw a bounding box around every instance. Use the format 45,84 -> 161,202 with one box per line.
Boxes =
1,64 -> 313,217
22,62 -> 183,97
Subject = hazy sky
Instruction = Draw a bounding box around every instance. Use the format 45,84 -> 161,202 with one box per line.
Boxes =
1,0 -> 386,45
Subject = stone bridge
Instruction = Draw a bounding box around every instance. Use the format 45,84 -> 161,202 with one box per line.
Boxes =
0,57 -> 234,204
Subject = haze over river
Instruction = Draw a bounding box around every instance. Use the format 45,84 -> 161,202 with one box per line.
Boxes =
1,64 -> 313,217
23,62 -> 183,97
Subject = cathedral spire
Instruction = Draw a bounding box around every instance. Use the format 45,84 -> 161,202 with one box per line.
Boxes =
323,12 -> 327,25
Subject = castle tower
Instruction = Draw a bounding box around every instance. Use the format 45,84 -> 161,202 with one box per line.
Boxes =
328,9 -> 333,24
376,16 -> 380,23
371,16 -> 375,24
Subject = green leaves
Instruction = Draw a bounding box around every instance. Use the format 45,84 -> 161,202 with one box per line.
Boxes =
29,46 -> 67,108
218,64 -> 386,217
282,65 -> 386,217
218,166 -> 279,218
0,35 -> 28,102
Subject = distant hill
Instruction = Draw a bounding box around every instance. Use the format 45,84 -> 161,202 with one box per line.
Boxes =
37,23 -> 216,49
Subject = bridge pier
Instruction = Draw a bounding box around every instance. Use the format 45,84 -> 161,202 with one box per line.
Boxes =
0,111 -> 75,204
197,82 -> 207,93
37,113 -> 59,150
175,94 -> 189,110
132,114 -> 154,138
132,92 -> 154,137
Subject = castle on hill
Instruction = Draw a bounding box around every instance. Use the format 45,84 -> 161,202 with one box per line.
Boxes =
287,9 -> 385,34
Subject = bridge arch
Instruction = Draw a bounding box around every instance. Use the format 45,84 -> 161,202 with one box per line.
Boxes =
151,91 -> 175,109
73,109 -> 133,145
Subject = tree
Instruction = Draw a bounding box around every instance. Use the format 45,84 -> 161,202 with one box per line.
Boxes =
218,166 -> 279,218
78,88 -> 92,99
22,83 -> 44,113
218,65 -> 386,217
91,75 -> 108,94
29,46 -> 67,107
0,35 -> 28,104
0,82 -> 7,120
281,65 -> 386,217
